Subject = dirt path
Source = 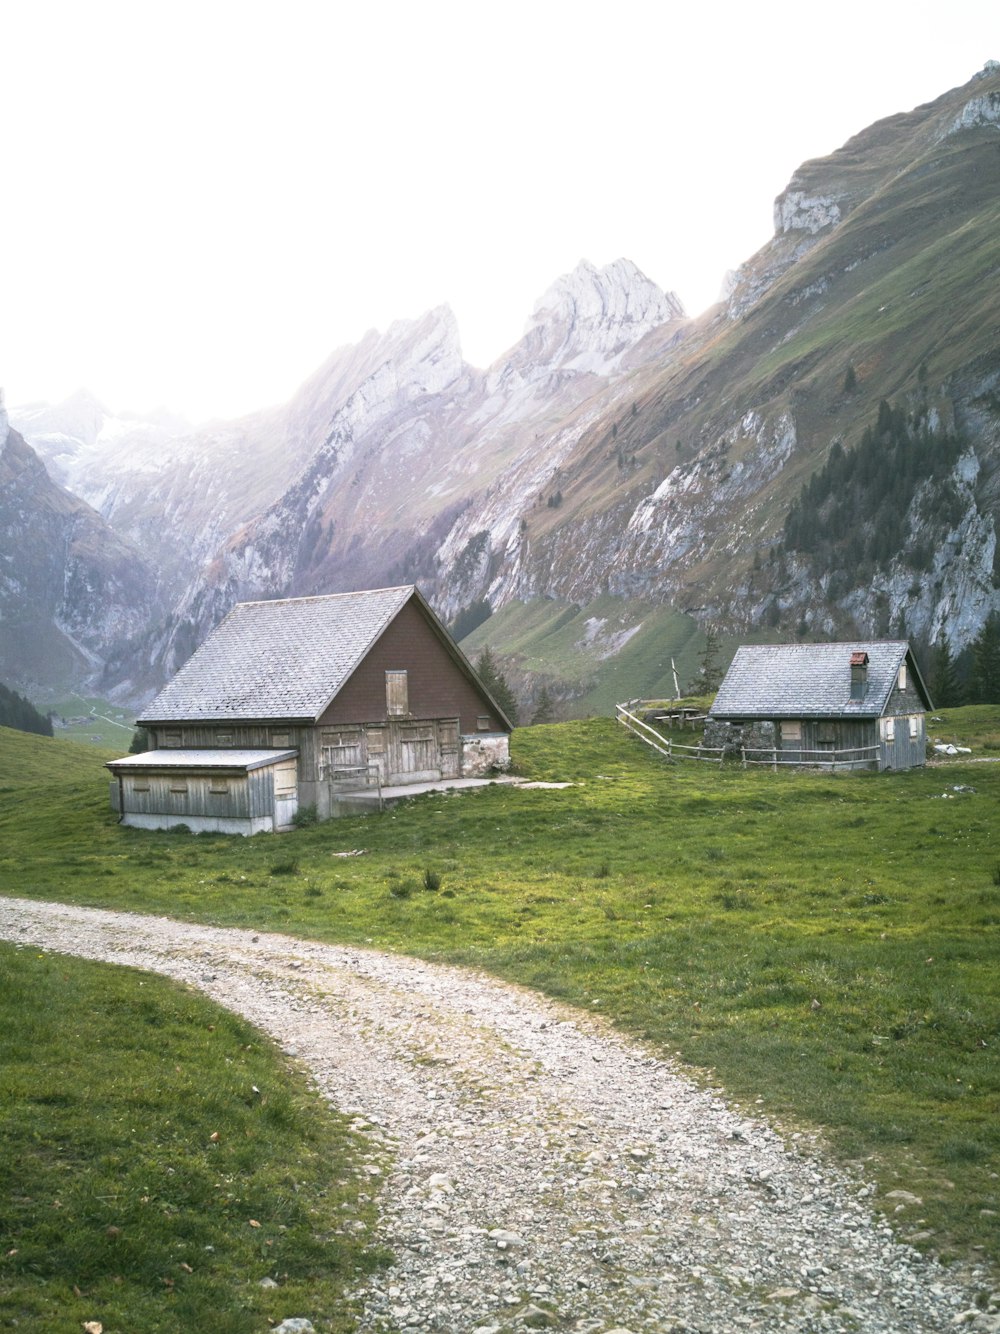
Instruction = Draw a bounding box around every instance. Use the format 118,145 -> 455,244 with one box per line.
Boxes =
0,897 -> 990,1333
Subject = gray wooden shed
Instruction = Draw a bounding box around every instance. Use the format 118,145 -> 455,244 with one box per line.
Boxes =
707,640 -> 932,771
108,749 -> 299,834
108,584 -> 512,832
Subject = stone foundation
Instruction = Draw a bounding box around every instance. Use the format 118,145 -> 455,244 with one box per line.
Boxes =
703,718 -> 777,760
461,733 -> 510,776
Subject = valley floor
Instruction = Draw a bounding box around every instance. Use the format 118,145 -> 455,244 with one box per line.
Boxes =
0,897 -> 992,1334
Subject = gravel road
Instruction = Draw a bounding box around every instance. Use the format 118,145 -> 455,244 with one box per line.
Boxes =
1,896 -> 994,1333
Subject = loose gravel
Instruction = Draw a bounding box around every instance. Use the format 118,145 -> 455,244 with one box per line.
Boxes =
1,897 -> 995,1334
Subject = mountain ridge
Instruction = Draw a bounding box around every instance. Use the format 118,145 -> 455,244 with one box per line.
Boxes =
7,63 -> 1000,709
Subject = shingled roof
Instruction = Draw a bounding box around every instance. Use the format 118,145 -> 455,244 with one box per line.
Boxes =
140,586 -> 418,724
710,641 -> 930,719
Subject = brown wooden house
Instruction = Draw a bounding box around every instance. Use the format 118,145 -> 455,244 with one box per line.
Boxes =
107,585 -> 512,832
707,640 -> 932,771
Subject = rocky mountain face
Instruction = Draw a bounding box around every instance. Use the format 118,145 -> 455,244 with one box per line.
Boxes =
8,63 -> 1000,708
0,394 -> 162,692
18,260 -> 689,700
449,60 -> 1000,669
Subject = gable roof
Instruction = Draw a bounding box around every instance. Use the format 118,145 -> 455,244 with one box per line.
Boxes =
139,585 -> 447,725
709,641 -> 932,719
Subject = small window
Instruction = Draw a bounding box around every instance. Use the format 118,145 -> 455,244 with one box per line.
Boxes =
216,731 -> 233,745
884,718 -> 896,743
209,778 -> 229,794
169,779 -> 188,793
386,670 -> 409,716
271,731 -> 290,748
163,732 -> 182,748
476,715 -> 493,732
367,727 -> 386,754
898,664 -> 907,690
781,721 -> 802,742
908,715 -> 919,740
132,778 -> 150,793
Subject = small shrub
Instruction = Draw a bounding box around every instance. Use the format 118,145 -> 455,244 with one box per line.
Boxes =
167,823 -> 192,835
269,857 -> 300,877
423,868 -> 442,892
389,880 -> 415,899
292,804 -> 318,828
594,862 -> 611,879
305,885 -> 323,898
718,889 -> 753,911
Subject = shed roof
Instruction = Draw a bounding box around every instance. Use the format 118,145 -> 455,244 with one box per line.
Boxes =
107,749 -> 298,773
709,641 -> 930,719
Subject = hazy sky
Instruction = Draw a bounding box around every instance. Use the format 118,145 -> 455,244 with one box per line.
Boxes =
2,1 -> 997,423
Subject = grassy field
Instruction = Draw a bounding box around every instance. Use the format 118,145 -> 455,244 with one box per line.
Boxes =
45,694 -> 137,749
1,711 -> 998,1284
0,943 -> 387,1332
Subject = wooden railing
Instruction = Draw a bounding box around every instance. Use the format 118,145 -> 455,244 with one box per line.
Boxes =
615,703 -> 725,764
738,744 -> 879,771
617,702 -> 881,771
325,762 -> 383,808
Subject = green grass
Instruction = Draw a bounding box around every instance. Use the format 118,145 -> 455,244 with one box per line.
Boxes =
926,705 -> 1000,755
1,714 -> 999,1273
459,595 -> 725,716
0,943 -> 387,1332
45,694 -> 137,749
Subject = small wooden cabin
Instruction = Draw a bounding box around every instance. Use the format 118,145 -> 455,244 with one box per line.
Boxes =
707,640 -> 932,771
108,585 -> 512,833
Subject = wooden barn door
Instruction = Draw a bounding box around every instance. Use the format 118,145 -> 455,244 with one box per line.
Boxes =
388,720 -> 443,784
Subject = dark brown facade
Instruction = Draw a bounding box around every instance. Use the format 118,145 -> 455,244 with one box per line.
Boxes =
321,599 -> 505,733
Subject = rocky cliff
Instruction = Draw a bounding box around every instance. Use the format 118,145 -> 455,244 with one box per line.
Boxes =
0,394 -> 161,691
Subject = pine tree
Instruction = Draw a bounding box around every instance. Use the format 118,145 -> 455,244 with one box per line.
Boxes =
530,685 -> 556,725
928,635 -> 962,708
475,647 -> 519,725
970,613 -> 1000,704
690,627 -> 724,695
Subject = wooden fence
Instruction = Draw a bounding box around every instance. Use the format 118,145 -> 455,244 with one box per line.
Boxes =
616,702 -> 881,771
615,704 -> 724,764
737,744 -> 879,771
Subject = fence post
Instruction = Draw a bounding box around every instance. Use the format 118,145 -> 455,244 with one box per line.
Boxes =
772,746 -> 778,773
741,746 -> 747,769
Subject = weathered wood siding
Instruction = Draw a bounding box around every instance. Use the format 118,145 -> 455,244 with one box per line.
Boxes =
147,725 -> 321,783
879,713 -> 927,770
319,600 -> 506,734
775,714 -> 926,770
778,718 -> 880,767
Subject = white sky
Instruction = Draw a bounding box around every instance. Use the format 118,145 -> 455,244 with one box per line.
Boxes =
2,0 -> 997,424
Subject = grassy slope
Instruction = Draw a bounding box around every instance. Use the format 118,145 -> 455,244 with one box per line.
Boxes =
460,598 -> 715,715
0,945 -> 386,1332
0,720 -> 998,1275
46,694 -> 137,749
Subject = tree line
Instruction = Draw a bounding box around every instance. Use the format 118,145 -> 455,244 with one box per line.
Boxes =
924,614 -> 1000,706
0,683 -> 53,737
783,400 -> 965,579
